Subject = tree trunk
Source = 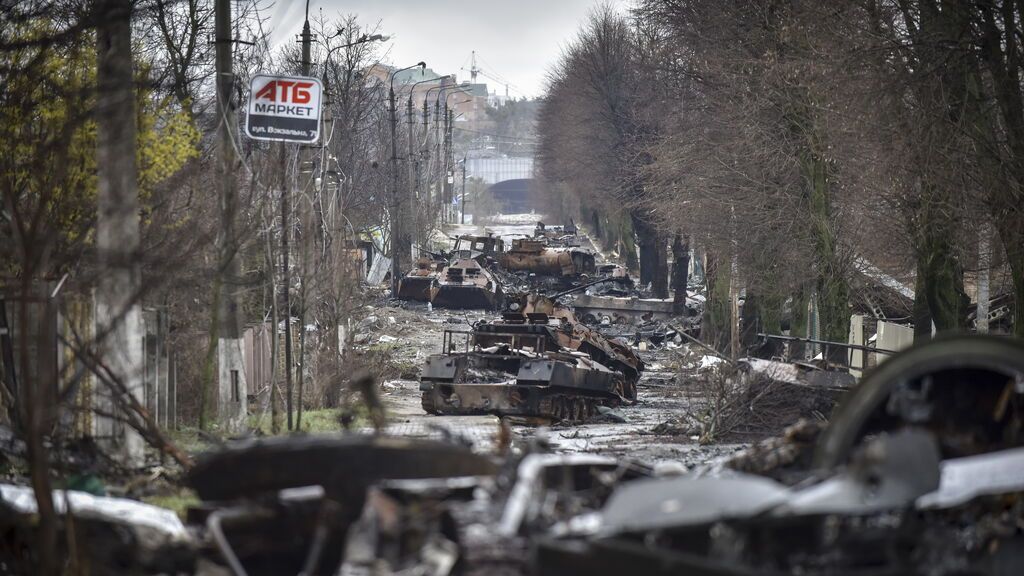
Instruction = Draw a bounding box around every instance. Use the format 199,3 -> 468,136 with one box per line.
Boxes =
801,148 -> 849,346
1001,226 -> 1024,337
916,200 -> 970,334
671,234 -> 690,314
265,207 -> 281,434
975,226 -> 991,333
630,211 -> 668,297
702,254 -> 731,353
913,260 -> 933,340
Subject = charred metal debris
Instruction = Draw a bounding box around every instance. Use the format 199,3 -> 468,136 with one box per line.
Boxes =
3,335 -> 1022,575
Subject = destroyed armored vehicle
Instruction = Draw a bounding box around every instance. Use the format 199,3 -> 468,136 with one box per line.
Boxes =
431,257 -> 504,309
420,312 -> 635,422
451,233 -> 504,263
397,235 -> 503,305
185,435 -> 496,576
396,254 -> 446,302
499,238 -> 597,280
534,220 -> 581,247
514,291 -> 644,396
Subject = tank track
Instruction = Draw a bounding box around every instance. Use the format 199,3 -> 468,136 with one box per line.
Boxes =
422,387 -> 615,423
422,390 -> 438,414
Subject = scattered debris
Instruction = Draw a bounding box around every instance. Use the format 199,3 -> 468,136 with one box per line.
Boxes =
0,483 -> 194,574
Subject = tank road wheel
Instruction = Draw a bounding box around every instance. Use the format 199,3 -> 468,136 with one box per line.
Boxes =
421,391 -> 438,414
625,380 -> 637,401
612,380 -> 625,400
555,396 -> 570,422
539,397 -> 555,419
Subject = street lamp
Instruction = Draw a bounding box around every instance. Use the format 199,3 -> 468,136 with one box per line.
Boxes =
402,75 -> 452,247
437,86 -> 476,222
389,62 -> 426,296
459,156 -> 468,225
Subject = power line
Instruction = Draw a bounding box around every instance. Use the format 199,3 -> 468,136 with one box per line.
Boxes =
453,126 -> 539,143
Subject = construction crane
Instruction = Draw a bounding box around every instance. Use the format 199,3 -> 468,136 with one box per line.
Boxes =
461,51 -> 515,99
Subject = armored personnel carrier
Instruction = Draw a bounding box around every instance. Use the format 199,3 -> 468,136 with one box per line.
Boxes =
420,292 -> 641,421
397,234 -> 505,308
431,257 -> 504,310
421,322 -> 628,422
396,255 -> 446,302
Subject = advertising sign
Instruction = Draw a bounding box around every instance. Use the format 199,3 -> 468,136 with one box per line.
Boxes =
245,74 -> 322,143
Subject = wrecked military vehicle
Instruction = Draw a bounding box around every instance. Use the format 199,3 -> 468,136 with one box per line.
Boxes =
185,435 -> 496,576
396,254 -> 447,302
499,238 -> 597,283
396,234 -> 505,308
420,325 -> 628,423
431,257 -> 504,310
533,220 -> 580,247
450,233 -> 504,264
420,292 -> 641,422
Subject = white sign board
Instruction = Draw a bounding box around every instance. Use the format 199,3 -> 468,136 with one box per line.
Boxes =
245,74 -> 322,143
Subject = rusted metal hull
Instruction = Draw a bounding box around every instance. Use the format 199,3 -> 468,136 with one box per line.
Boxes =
572,295 -> 676,324
500,250 -> 596,277
431,284 -> 501,309
396,274 -> 437,302
499,239 -> 596,278
431,258 -> 503,310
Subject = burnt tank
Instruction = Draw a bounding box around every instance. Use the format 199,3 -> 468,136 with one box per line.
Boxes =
517,292 -> 644,398
420,316 -> 631,423
499,238 -> 596,279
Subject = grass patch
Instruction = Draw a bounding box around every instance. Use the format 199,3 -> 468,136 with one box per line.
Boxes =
166,427 -> 213,454
143,488 -> 200,519
248,408 -> 344,435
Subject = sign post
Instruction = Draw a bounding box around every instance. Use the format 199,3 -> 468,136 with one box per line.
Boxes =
245,74 -> 323,144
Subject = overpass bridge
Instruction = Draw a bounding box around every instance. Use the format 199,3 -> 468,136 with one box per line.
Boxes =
463,156 -> 536,214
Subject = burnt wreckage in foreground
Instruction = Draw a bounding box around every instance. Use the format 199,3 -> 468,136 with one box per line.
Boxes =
3,336 -> 1019,575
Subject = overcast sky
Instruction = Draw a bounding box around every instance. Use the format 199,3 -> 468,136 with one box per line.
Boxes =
265,0 -> 621,99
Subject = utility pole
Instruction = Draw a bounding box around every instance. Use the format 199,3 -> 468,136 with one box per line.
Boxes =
281,142 -> 292,430
286,2 -> 314,430
434,98 -> 442,222
388,63 -> 424,295
389,83 -> 402,295
407,97 -> 416,258
214,0 -> 247,432
460,156 -> 467,224
445,108 -> 454,223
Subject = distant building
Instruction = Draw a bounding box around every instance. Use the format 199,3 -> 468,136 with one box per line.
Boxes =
451,83 -> 493,131
366,64 -> 492,130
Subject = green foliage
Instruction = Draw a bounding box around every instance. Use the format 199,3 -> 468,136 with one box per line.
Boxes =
0,21 -> 199,275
